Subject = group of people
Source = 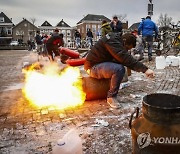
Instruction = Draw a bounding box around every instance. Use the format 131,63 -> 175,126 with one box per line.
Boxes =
74,28 -> 94,48
74,15 -> 123,49
101,15 -> 158,62
34,28 -> 64,61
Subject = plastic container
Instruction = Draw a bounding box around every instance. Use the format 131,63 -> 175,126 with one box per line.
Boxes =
155,56 -> 166,69
165,56 -> 172,66
171,56 -> 179,66
52,129 -> 82,154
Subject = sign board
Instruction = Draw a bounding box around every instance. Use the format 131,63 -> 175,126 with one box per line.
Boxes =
148,3 -> 153,15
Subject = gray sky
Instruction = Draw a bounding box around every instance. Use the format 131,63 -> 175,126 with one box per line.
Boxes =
1,0 -> 180,27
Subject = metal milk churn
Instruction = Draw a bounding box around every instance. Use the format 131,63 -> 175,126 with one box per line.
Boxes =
129,93 -> 180,154
82,77 -> 110,101
81,67 -> 129,101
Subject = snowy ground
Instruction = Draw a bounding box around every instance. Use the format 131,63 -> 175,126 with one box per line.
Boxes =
0,50 -> 179,154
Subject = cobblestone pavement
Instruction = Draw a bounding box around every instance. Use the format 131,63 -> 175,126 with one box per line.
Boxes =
0,50 -> 179,154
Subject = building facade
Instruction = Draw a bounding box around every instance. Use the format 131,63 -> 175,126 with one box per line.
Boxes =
0,12 -> 14,45
12,18 -> 39,44
76,14 -> 111,41
38,19 -> 73,46
77,14 -> 129,42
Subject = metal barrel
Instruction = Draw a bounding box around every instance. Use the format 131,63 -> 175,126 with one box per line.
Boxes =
82,77 -> 110,101
81,67 -> 129,101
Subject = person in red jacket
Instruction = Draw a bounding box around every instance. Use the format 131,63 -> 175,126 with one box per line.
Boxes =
46,33 -> 64,61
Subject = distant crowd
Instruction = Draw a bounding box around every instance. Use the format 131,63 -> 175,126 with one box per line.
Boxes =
30,15 -> 179,63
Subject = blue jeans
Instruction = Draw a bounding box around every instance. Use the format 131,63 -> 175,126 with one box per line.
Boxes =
75,37 -> 81,47
89,62 -> 125,98
87,37 -> 93,47
143,36 -> 153,57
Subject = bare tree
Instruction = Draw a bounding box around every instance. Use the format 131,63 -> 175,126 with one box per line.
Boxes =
157,13 -> 173,28
113,14 -> 127,22
30,17 -> 36,26
30,17 -> 37,37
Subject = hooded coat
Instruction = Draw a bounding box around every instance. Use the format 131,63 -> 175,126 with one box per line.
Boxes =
101,22 -> 112,37
84,32 -> 148,73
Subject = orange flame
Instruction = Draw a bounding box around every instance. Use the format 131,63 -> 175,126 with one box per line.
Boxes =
22,63 -> 86,109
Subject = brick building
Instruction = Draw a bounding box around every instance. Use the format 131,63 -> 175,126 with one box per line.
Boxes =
76,14 -> 111,41
76,14 -> 129,41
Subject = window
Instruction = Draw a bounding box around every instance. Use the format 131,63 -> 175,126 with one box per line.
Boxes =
98,24 -> 101,30
16,30 -> 24,35
0,27 -> 6,37
86,24 -> 90,31
92,25 -> 96,33
67,30 -> 71,36
16,30 -> 20,35
0,17 -> 4,22
61,30 -> 66,36
7,28 -> 12,35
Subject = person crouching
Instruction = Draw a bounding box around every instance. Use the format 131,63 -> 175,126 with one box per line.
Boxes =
46,33 -> 64,61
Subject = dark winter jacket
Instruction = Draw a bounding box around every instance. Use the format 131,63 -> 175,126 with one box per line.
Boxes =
110,20 -> 122,33
87,30 -> 93,38
74,31 -> 81,38
35,34 -> 42,45
101,22 -> 112,37
84,32 -> 148,73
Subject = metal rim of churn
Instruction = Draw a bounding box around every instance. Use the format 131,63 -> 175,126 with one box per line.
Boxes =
142,93 -> 180,124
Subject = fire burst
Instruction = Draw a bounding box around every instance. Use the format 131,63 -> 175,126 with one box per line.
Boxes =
22,63 -> 86,110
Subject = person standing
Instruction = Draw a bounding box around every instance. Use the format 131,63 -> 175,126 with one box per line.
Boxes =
101,20 -> 112,37
27,39 -> 32,51
52,28 -> 60,37
74,30 -> 81,48
131,29 -> 144,61
84,32 -> 155,109
35,31 -> 43,54
138,16 -> 158,61
110,16 -> 122,34
86,28 -> 93,47
41,34 -> 49,56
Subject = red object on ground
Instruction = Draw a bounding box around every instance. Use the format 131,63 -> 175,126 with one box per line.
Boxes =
59,47 -> 80,58
66,58 -> 86,66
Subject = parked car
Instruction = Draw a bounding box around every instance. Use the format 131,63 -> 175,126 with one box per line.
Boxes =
10,41 -> 19,46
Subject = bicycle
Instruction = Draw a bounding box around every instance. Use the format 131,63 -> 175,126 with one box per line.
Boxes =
81,37 -> 93,49
154,31 -> 180,56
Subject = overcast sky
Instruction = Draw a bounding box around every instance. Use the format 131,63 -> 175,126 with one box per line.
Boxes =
1,0 -> 180,27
